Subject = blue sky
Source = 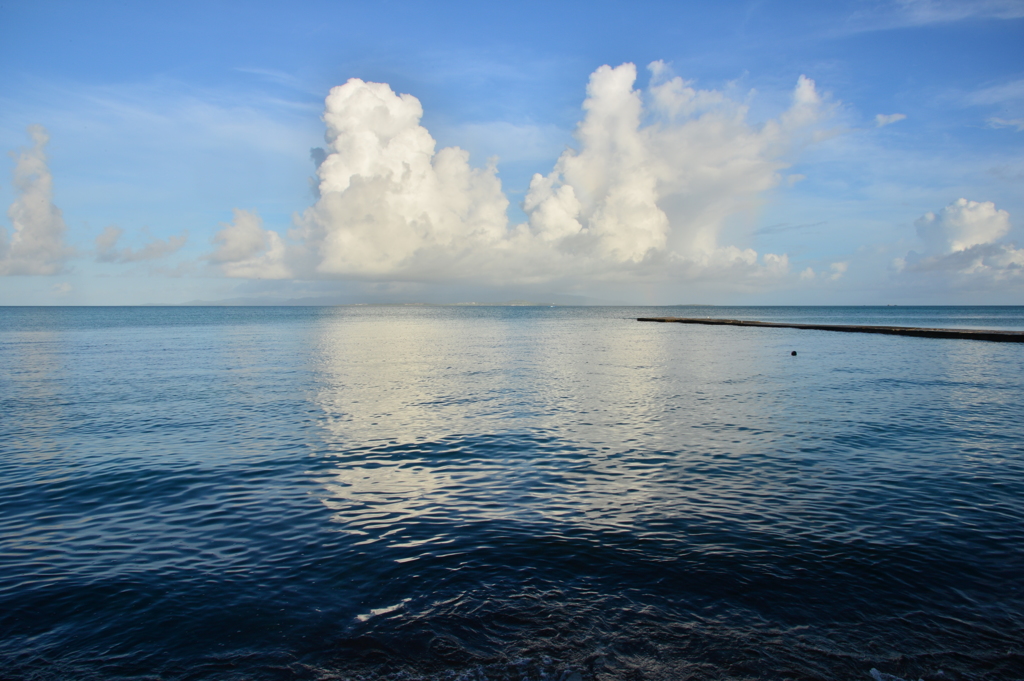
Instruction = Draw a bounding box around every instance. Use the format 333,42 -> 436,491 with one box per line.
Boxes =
1,0 -> 1022,304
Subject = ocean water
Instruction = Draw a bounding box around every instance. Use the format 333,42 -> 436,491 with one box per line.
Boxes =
1,306 -> 1022,681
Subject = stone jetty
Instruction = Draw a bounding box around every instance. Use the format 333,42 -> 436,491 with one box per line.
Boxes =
637,317 -> 1024,343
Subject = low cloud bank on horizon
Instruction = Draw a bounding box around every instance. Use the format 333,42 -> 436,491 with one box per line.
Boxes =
2,61 -> 1021,302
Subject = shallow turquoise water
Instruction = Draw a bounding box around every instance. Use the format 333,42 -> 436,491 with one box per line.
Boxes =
1,306 -> 1022,680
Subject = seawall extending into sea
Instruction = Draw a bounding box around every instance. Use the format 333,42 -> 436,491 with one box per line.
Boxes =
637,317 -> 1024,342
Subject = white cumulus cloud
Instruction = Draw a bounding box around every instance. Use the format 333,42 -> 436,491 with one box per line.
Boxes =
0,126 -> 74,275
208,208 -> 289,279
284,77 -> 511,280
527,63 -> 829,264
792,261 -> 848,284
901,198 -> 1023,281
525,63 -> 669,262
211,64 -> 833,290
915,198 -> 1010,253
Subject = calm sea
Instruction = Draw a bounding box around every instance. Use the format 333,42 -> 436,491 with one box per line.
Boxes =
1,306 -> 1022,681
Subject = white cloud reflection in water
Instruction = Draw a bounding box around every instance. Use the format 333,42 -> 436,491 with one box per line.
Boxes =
307,307 -> 690,541
302,306 -> 1014,563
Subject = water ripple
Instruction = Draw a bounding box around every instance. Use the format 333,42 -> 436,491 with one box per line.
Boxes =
1,306 -> 1022,680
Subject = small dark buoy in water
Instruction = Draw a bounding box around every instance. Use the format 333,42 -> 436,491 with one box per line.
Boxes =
791,350 -> 797,356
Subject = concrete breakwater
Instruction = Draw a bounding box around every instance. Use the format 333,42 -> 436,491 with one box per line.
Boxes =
637,317 -> 1024,343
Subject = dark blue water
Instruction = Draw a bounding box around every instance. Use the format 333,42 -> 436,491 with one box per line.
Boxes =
1,306 -> 1022,681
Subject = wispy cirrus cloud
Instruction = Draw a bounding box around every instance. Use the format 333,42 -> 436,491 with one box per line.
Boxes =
988,117 -> 1024,131
849,0 -> 1024,31
942,78 -> 1024,129
967,78 -> 1024,106
95,226 -> 188,263
875,113 -> 906,127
